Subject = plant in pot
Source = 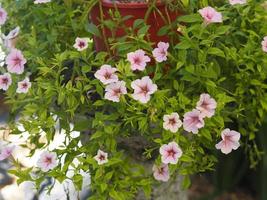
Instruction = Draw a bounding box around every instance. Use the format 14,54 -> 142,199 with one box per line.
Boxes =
89,0 -> 187,52
0,0 -> 267,199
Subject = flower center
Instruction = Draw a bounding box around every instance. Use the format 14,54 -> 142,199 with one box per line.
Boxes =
201,100 -> 209,110
78,41 -> 85,48
167,149 -> 175,158
206,12 -> 213,20
22,82 -> 28,89
168,118 -> 176,125
160,49 -> 166,56
1,78 -> 8,84
45,156 -> 52,165
140,85 -> 149,95
104,72 -> 111,79
133,57 -> 141,65
99,154 -> 105,161
113,88 -> 121,96
13,57 -> 22,66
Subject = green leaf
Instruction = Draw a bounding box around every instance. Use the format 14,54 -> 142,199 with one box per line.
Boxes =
177,14 -> 202,23
86,23 -> 101,37
175,40 -> 191,50
182,175 -> 191,189
207,48 -> 225,57
133,19 -> 144,29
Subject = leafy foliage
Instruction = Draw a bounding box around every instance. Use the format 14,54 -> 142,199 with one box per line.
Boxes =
2,0 -> 267,199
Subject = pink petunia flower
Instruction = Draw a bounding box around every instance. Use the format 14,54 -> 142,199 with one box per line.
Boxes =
73,37 -> 90,51
0,73 -> 12,91
94,64 -> 118,85
183,109 -> 205,134
104,81 -> 127,102
152,163 -> 170,182
198,6 -> 223,25
261,36 -> 267,53
16,77 -> 31,94
229,0 -> 246,5
5,49 -> 27,74
159,141 -> 183,165
4,27 -> 20,49
0,7 -> 7,25
131,76 -> 157,104
163,112 -> 182,133
34,0 -> 51,4
94,149 -> 108,165
152,42 -> 169,63
196,93 -> 217,118
127,49 -> 151,71
37,151 -> 58,172
215,128 -> 241,154
0,145 -> 15,161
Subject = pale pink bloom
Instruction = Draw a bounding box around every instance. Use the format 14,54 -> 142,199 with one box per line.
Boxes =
73,37 -> 90,51
37,151 -> 58,172
229,0 -> 246,5
215,129 -> 241,154
183,109 -> 205,134
94,64 -> 118,85
163,113 -> 182,133
5,49 -> 26,74
159,141 -> 183,165
196,93 -> 217,118
0,7 -> 7,25
127,49 -> 151,71
94,149 -> 108,165
198,7 -> 223,25
4,27 -> 20,49
131,76 -> 157,104
152,163 -> 170,182
34,0 -> 51,4
104,81 -> 127,102
152,42 -> 169,63
0,145 -> 15,161
16,77 -> 31,94
261,36 -> 267,53
0,73 -> 12,91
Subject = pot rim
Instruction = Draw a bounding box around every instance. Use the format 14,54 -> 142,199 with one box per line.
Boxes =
101,0 -> 165,9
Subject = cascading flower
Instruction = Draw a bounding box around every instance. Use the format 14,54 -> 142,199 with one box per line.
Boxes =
261,36 -> 267,53
16,77 -> 32,94
163,112 -> 182,133
131,76 -> 157,104
229,0 -> 246,5
152,163 -> 170,182
34,0 -> 51,4
196,93 -> 217,118
159,141 -> 183,164
152,42 -> 169,63
104,81 -> 127,102
127,49 -> 151,71
215,129 -> 241,154
94,149 -> 108,165
37,151 -> 58,172
0,145 -> 15,161
198,6 -> 223,25
0,7 -> 7,25
73,37 -> 90,51
183,109 -> 205,134
0,73 -> 12,91
5,49 -> 27,74
94,64 -> 118,85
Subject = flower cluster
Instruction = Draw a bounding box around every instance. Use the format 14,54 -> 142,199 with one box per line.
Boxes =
93,42 -> 169,104
0,8 -> 31,93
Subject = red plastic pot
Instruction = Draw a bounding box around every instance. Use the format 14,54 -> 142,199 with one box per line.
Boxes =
90,0 -> 182,52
